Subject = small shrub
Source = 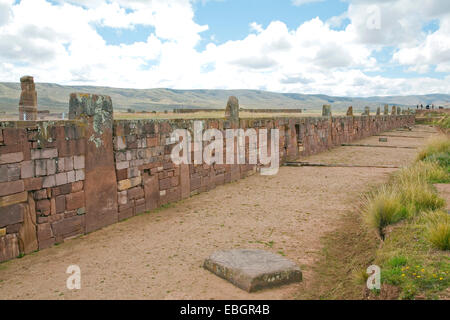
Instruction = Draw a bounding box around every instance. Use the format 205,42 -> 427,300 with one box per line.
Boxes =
424,211 -> 450,250
363,186 -> 408,236
417,135 -> 450,161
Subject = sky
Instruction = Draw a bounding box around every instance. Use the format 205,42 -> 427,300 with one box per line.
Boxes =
0,0 -> 449,97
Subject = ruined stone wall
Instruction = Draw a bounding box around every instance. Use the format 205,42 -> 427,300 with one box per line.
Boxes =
0,121 -> 87,261
111,115 -> 415,220
0,113 -> 414,262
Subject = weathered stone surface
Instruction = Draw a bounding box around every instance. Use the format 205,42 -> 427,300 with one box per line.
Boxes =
18,194 -> 38,254
0,152 -> 24,165
66,191 -> 85,211
0,203 -> 25,227
0,180 -> 24,197
18,76 -> 38,121
225,96 -> 239,124
384,104 -> 389,115
322,104 -> 331,117
69,93 -> 118,233
203,249 -> 302,292
0,191 -> 27,208
0,234 -> 20,262
379,138 -> 388,142
346,106 -> 353,116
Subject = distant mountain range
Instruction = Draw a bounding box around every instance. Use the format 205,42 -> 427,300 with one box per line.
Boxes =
1,82 -> 449,113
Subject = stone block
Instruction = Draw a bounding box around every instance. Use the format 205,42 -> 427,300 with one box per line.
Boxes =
0,203 -> 25,227
118,179 -> 131,191
46,159 -> 56,175
0,191 -> 27,208
65,157 -> 74,171
31,148 -> 58,160
0,234 -> 20,262
127,186 -> 144,200
56,158 -> 65,173
67,170 -> 76,183
66,191 -> 85,211
75,169 -> 85,181
0,180 -> 24,197
36,199 -> 51,213
71,181 -> 83,193
0,152 -> 24,165
51,215 -> 84,240
42,175 -> 56,188
204,249 -> 302,292
18,194 -> 38,254
23,177 -> 42,191
73,155 -> 85,170
56,195 -> 65,214
55,172 -> 68,186
118,191 -> 127,205
21,160 -> 34,179
34,159 -> 47,176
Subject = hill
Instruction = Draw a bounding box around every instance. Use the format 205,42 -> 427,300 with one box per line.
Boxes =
1,82 -> 449,114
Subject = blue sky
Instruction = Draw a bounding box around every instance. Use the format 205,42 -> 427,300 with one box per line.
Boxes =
0,0 -> 449,96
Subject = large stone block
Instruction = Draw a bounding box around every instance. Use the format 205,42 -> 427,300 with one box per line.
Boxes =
0,180 -> 24,197
0,203 -> 25,227
0,152 -> 24,165
0,191 -> 27,208
0,234 -> 20,262
70,93 -> 118,233
204,249 -> 302,292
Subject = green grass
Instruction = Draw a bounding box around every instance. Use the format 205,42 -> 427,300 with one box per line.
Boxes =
362,134 -> 450,299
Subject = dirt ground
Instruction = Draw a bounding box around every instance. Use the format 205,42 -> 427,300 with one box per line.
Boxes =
0,125 -> 438,300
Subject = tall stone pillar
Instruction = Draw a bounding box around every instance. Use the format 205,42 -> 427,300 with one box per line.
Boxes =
346,106 -> 353,116
363,106 -> 370,116
18,76 -> 38,121
391,106 -> 397,115
225,96 -> 240,126
69,93 -> 118,233
384,104 -> 389,115
322,104 -> 331,117
376,107 -> 381,116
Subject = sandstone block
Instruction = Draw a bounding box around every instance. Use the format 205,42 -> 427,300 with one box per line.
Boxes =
75,169 -> 85,181
21,160 -> 34,179
73,155 -> 85,170
118,179 -> 132,191
0,234 -> 20,262
0,180 -> 24,197
204,249 -> 302,292
23,177 -> 42,191
0,203 -> 25,227
0,191 -> 27,208
55,172 -> 68,186
42,175 -> 56,188
0,152 -> 24,165
66,191 -> 85,211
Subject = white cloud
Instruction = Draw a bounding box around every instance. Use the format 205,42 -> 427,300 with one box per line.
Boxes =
292,0 -> 325,6
0,0 -> 449,97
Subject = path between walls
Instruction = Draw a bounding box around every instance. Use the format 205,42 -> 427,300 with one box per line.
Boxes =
0,125 -> 437,300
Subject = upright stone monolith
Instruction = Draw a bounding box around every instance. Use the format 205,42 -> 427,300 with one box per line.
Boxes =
391,106 -> 397,115
69,93 -> 118,233
322,104 -> 331,117
397,107 -> 402,115
18,76 -> 37,121
225,96 -> 240,126
376,107 -> 381,116
384,104 -> 389,115
363,106 -> 370,116
346,106 -> 353,116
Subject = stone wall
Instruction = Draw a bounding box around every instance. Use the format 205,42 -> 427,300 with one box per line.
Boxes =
0,121 -> 86,261
0,97 -> 415,263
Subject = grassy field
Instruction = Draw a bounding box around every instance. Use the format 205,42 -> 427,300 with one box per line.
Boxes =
360,135 -> 450,299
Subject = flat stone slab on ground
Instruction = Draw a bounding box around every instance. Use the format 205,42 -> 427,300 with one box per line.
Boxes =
203,249 -> 302,292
